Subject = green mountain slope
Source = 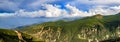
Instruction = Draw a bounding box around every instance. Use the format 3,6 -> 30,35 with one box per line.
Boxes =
0,29 -> 44,42
16,13 -> 120,42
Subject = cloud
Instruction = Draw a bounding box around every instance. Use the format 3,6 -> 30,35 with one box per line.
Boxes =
0,0 -> 19,12
0,0 -> 120,13
0,4 -> 91,18
0,0 -> 120,28
0,4 -> 119,18
89,5 -> 120,15
0,0 -> 72,12
69,0 -> 120,5
65,4 -> 92,17
0,4 -> 120,28
22,0 -> 61,11
110,6 -> 120,12
68,0 -> 120,10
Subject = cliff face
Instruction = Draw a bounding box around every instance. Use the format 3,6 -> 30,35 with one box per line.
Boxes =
20,25 -> 120,42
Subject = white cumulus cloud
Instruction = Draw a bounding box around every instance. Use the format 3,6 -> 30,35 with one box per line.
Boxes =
0,4 -> 120,28
89,5 -> 120,15
0,4 -> 119,18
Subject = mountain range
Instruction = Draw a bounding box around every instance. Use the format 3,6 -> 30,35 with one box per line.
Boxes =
0,13 -> 120,42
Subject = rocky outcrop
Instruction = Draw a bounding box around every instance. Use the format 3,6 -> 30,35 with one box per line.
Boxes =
14,30 -> 26,42
29,26 -> 62,42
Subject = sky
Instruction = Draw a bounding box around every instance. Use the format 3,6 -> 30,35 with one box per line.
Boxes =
0,0 -> 120,28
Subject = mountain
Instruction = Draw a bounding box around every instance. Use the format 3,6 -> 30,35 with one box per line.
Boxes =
0,13 -> 119,42
16,13 -> 120,42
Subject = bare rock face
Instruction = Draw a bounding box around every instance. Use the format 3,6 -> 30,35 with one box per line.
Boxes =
33,27 -> 62,42
22,26 -> 108,42
24,26 -> 62,42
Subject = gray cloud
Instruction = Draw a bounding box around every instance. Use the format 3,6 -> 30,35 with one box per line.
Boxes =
0,0 -> 19,12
